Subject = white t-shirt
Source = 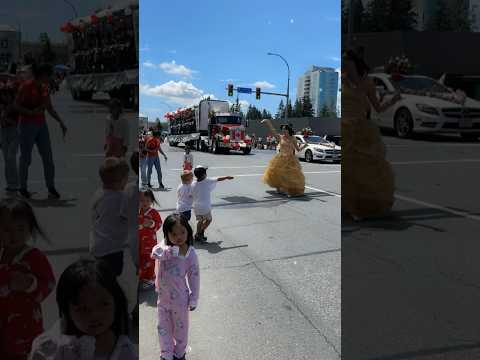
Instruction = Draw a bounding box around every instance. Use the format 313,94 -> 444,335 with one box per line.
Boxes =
176,183 -> 193,212
191,178 -> 217,215
90,189 -> 128,257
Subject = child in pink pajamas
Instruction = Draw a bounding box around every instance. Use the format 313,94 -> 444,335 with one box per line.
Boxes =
151,213 -> 200,360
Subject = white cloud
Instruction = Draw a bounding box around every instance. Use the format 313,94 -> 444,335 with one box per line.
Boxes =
220,78 -> 241,83
329,56 -> 341,62
253,81 -> 275,89
168,50 -> 177,54
159,61 -> 196,77
143,61 -> 156,68
140,81 -> 214,107
239,100 -> 250,109
290,19 -> 294,24
140,46 -> 151,52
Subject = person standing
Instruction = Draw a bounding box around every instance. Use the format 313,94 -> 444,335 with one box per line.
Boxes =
15,63 -> 67,199
0,78 -> 19,193
145,131 -> 167,189
104,98 -> 129,158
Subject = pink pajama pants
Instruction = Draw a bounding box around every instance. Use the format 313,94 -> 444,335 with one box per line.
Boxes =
157,304 -> 189,360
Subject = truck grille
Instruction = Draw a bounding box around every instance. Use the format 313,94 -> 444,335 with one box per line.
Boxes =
442,107 -> 480,119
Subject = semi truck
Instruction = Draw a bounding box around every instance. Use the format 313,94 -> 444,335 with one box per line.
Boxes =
166,99 -> 252,155
62,0 -> 138,108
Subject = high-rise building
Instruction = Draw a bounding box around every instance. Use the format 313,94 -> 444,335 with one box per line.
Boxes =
297,66 -> 339,116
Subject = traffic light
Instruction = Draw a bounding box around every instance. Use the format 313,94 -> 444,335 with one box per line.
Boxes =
228,84 -> 233,96
256,87 -> 261,100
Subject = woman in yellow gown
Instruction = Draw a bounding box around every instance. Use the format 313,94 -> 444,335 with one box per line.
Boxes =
261,120 -> 306,196
342,50 -> 401,220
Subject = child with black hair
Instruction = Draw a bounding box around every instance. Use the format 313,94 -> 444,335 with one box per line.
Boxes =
138,188 -> 162,289
90,157 -> 129,277
0,198 -> 55,359
151,213 -> 199,360
105,98 -> 129,158
191,165 -> 234,242
183,145 -> 193,171
29,259 -> 138,359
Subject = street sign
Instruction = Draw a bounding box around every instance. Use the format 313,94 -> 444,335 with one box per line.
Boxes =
237,87 -> 252,94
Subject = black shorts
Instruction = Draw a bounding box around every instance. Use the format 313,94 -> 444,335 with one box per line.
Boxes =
97,251 -> 124,277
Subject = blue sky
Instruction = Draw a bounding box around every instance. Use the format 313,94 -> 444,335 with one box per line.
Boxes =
140,0 -> 341,121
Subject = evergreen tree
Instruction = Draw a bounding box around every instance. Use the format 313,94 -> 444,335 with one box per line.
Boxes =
320,105 -> 330,117
427,0 -> 473,31
155,118 -> 163,131
276,100 -> 285,119
363,0 -> 417,32
426,0 -> 451,30
302,96 -> 314,117
294,98 -> 303,117
286,100 -> 293,118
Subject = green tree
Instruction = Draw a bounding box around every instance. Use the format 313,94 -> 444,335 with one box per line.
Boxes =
155,118 -> 163,131
363,0 -> 417,32
286,100 -> 293,118
276,100 -> 285,119
302,96 -> 314,117
319,104 -> 330,117
293,98 -> 303,117
41,38 -> 56,63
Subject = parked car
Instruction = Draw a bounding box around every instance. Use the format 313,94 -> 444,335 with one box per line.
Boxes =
294,135 -> 341,163
369,73 -> 480,140
324,135 -> 341,146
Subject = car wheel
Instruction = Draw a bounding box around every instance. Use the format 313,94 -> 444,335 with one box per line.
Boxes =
305,150 -> 313,163
242,147 -> 251,155
461,133 -> 480,141
394,108 -> 413,138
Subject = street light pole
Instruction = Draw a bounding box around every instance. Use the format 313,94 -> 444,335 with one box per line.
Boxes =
267,52 -> 290,122
62,0 -> 78,19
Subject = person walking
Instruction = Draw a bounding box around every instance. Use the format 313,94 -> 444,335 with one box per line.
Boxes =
15,63 -> 67,199
145,131 -> 167,189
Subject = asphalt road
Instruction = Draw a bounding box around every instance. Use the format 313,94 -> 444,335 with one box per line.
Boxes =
0,86 -> 139,344
139,145 -> 341,360
343,131 -> 480,360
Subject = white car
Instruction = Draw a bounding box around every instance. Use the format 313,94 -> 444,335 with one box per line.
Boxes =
369,73 -> 480,140
294,135 -> 341,163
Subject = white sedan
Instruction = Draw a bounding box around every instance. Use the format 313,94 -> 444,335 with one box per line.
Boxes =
369,73 -> 480,140
294,135 -> 341,163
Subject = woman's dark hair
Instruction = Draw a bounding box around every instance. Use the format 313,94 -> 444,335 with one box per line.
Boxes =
163,213 -> 194,247
130,151 -> 139,176
280,124 -> 294,136
32,63 -> 53,79
343,49 -> 370,77
0,198 -> 46,240
56,258 -> 129,337
140,188 -> 158,206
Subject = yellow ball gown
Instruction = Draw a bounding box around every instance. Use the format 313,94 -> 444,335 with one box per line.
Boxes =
262,136 -> 305,195
342,79 -> 395,218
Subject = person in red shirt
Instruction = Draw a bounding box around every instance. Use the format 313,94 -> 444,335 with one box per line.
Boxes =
0,198 -> 56,359
145,131 -> 167,189
15,63 -> 68,199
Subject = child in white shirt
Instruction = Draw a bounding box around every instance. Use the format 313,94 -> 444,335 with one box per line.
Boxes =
176,171 -> 194,221
191,165 -> 233,242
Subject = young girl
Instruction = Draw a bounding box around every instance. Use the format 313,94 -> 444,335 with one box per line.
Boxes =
183,145 -> 193,171
0,198 -> 55,359
138,188 -> 162,289
104,98 -> 129,158
152,213 -> 200,360
29,258 -> 138,359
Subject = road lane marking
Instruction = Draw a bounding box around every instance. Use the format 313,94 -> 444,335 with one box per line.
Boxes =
305,185 -> 341,197
395,193 -> 480,222
391,159 -> 480,165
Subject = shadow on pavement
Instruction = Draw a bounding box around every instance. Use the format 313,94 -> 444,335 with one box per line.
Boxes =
28,197 -> 78,208
194,240 -> 248,254
341,206 -> 469,235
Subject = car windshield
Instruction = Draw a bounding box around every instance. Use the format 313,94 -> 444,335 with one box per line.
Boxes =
215,116 -> 242,125
303,136 -> 330,145
391,77 -> 451,94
